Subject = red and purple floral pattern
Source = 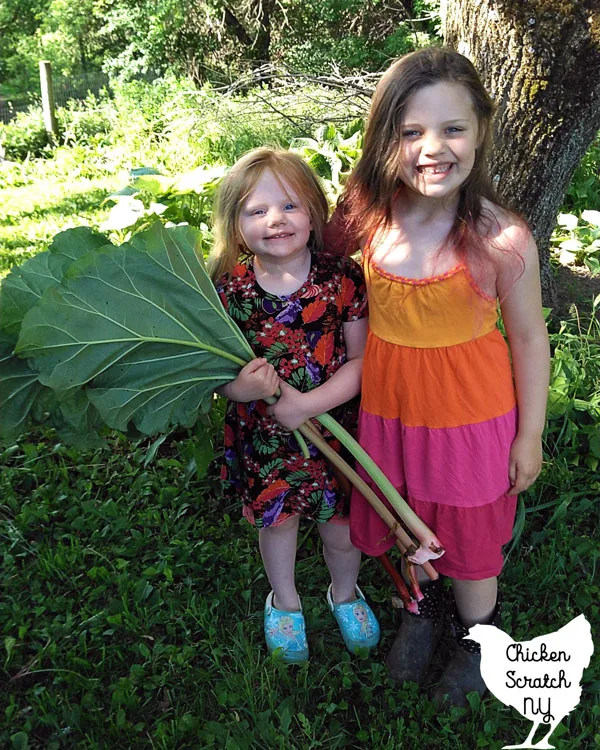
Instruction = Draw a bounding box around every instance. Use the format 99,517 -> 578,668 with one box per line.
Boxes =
217,252 -> 367,528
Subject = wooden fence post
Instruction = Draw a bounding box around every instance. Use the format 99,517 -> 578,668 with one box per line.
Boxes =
39,60 -> 58,140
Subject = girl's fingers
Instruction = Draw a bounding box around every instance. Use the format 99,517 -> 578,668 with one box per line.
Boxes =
245,357 -> 266,372
508,458 -> 517,485
508,464 -> 540,495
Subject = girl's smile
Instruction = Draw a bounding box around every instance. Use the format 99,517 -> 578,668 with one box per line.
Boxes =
239,169 -> 312,266
417,163 -> 454,175
399,81 -> 481,202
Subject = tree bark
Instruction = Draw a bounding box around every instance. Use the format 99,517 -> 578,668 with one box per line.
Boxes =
252,0 -> 275,63
441,0 -> 600,309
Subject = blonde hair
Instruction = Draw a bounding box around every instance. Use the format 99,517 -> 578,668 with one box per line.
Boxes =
209,148 -> 329,281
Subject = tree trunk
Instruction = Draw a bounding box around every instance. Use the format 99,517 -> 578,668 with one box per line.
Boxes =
252,0 -> 275,63
441,0 -> 600,309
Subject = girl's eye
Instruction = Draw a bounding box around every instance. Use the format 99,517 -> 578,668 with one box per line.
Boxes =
284,203 -> 296,210
446,126 -> 464,133
402,130 -> 421,137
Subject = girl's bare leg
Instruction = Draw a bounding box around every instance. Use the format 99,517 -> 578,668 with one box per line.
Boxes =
318,522 -> 362,604
258,515 -> 301,611
451,577 -> 498,627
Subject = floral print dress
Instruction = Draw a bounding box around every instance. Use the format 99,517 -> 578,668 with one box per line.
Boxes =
217,252 -> 368,529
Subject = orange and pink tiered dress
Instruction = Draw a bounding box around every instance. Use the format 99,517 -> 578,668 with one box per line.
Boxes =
350,251 -> 518,580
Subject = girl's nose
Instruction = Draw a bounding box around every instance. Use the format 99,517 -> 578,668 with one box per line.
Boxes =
423,131 -> 445,156
268,208 -> 285,225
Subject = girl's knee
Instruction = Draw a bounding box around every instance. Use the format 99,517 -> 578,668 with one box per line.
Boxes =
319,522 -> 355,553
259,514 -> 300,537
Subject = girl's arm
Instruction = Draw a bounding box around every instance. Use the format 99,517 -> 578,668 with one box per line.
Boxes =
266,317 -> 368,431
216,358 -> 279,402
498,226 -> 550,496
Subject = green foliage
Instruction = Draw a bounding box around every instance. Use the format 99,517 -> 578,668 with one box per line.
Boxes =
0,0 -> 442,95
563,135 -> 600,213
98,118 -> 368,243
57,93 -> 116,148
0,426 -> 597,747
102,165 -> 226,252
0,107 -> 50,161
4,224 -> 252,439
545,297 -> 600,472
275,0 -> 440,74
0,227 -> 110,440
0,93 -> 115,160
551,210 -> 600,275
290,120 -> 364,201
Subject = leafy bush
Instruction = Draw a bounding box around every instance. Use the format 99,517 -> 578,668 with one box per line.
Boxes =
290,120 -> 364,202
56,93 -> 116,147
563,135 -> 600,213
101,166 -> 225,251
545,297 -> 600,472
98,120 -> 367,243
551,210 -> 600,275
0,107 -> 51,160
0,93 -> 115,160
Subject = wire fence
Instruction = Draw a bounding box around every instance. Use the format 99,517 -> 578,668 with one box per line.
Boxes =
0,71 -> 152,125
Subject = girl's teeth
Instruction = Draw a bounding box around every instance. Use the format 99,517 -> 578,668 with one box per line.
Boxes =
420,164 -> 452,174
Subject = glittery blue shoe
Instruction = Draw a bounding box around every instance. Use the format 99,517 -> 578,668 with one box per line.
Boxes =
264,591 -> 309,663
327,584 -> 380,653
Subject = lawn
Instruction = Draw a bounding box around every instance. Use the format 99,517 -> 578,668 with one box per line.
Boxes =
1,427 -> 597,748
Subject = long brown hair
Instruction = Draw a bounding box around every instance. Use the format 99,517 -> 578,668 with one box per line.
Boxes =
209,148 -> 329,281
340,47 -> 518,265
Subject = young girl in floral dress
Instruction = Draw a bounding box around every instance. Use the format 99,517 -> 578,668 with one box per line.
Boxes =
209,148 -> 380,663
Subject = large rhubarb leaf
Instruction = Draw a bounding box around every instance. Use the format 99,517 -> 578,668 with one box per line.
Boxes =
16,223 -> 253,435
0,227 -> 109,439
0,330 -> 45,438
0,227 -> 109,339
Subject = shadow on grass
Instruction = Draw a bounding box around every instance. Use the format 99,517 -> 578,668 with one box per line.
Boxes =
553,264 -> 600,320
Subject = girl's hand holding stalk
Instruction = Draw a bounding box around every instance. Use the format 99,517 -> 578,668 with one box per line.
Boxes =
267,380 -> 313,432
267,317 -> 367,432
217,360 -> 312,457
218,358 -> 279,402
507,432 -> 542,495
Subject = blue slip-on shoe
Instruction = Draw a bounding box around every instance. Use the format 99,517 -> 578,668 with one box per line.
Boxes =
264,591 -> 309,664
327,584 -> 380,653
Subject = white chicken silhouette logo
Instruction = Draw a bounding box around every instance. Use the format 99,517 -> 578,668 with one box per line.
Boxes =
468,614 -> 593,749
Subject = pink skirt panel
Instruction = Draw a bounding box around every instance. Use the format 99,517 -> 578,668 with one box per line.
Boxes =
357,407 -> 518,507
349,490 -> 517,580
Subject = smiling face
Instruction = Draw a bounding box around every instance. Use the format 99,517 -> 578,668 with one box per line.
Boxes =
238,169 -> 312,265
399,81 -> 481,202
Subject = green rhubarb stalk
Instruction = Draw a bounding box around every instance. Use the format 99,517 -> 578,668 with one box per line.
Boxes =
314,412 -> 444,561
298,420 -> 439,579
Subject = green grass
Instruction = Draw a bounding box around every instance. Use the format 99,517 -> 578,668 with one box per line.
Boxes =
0,151 -> 119,277
0,425 -> 598,748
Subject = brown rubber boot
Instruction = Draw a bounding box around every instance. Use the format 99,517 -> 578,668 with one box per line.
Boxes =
385,578 -> 444,685
432,599 -> 502,708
